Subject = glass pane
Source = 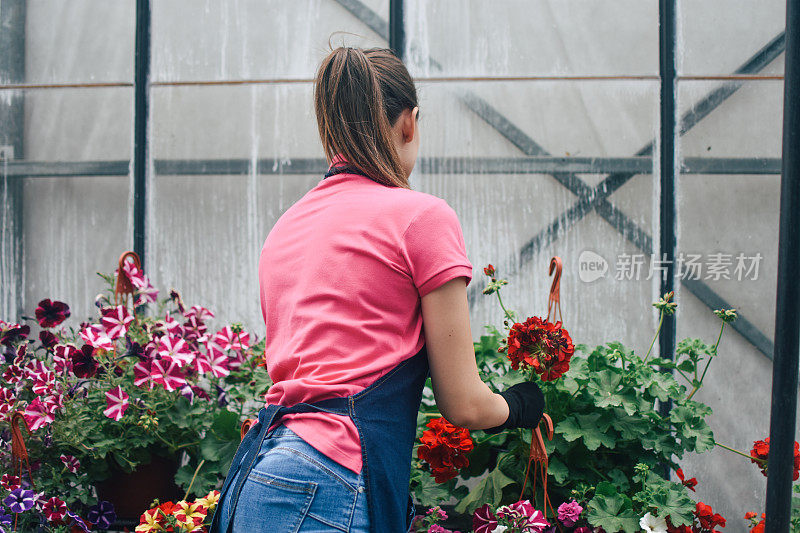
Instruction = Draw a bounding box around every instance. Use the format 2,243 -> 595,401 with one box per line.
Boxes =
677,0 -> 786,76
676,79 -> 783,520
24,0 -> 135,84
405,0 -> 658,77
413,80 -> 659,350
149,83 -> 323,330
22,176 -> 133,323
0,87 -> 132,321
152,0 -> 389,83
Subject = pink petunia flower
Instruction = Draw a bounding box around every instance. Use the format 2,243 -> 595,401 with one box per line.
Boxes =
100,305 -> 134,340
121,262 -> 158,305
79,324 -> 114,351
103,385 -> 129,421
52,344 -> 76,374
473,504 -> 498,533
42,496 -> 67,522
157,335 -> 195,368
0,474 -> 20,492
31,371 -> 56,396
60,454 -> 80,473
133,360 -> 155,389
2,364 -> 22,385
212,326 -> 250,352
0,388 -> 16,416
196,343 -> 230,378
151,358 -> 187,392
23,397 -> 55,431
185,305 -> 215,321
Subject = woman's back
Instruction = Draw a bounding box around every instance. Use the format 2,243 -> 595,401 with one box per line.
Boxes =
259,167 -> 473,474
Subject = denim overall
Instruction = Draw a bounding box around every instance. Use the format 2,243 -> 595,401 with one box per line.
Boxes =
209,345 -> 429,532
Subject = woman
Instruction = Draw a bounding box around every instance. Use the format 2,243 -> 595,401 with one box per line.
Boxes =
211,47 -> 545,533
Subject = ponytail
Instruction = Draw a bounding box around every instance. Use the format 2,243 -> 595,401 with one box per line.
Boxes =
314,47 -> 418,189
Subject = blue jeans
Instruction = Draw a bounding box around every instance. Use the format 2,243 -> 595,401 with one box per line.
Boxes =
216,424 -> 370,532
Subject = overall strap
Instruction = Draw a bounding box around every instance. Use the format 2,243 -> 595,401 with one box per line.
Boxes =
348,347 -> 430,532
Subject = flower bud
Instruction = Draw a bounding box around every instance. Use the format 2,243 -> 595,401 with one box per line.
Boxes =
653,291 -> 677,315
713,308 -> 737,323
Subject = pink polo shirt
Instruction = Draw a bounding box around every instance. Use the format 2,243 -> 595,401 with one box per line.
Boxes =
258,168 -> 473,474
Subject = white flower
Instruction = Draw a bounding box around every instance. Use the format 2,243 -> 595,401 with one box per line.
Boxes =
640,512 -> 668,533
491,526 -> 508,533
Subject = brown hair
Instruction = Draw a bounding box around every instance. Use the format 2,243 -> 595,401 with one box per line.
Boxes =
314,47 -> 418,189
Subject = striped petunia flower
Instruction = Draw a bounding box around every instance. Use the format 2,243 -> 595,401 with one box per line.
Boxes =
60,454 -> 80,473
42,496 -> 67,522
79,324 -> 114,351
23,398 -> 55,431
196,343 -> 230,378
100,305 -> 134,340
103,386 -> 129,421
3,488 -> 35,513
157,335 -> 195,368
151,358 -> 187,392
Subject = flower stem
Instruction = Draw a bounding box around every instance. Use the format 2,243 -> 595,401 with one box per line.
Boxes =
687,322 -> 726,401
715,441 -> 763,463
643,309 -> 665,363
183,459 -> 205,501
495,290 -> 515,324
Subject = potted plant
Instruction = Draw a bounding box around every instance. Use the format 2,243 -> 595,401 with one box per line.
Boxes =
0,252 -> 270,531
410,263 -> 799,532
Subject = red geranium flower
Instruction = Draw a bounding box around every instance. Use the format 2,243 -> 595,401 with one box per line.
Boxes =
505,316 -> 574,381
676,468 -> 698,491
695,502 -> 726,532
750,437 -> 800,480
35,299 -> 71,328
483,264 -> 496,277
417,417 -> 473,483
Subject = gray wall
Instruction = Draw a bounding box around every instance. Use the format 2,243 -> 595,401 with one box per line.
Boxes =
0,1 -> 791,526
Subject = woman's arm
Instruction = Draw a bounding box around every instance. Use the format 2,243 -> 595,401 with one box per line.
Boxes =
420,277 -> 510,429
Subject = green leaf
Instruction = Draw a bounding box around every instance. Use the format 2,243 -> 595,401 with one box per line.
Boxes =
649,484 -> 695,526
587,487 -> 641,533
548,456 -> 569,484
556,414 -> 616,451
609,410 -> 651,441
411,473 -> 460,508
211,409 -> 243,441
454,466 -> 514,515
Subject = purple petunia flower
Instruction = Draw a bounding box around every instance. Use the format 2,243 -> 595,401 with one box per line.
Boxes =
35,299 -> 71,328
87,500 -> 117,530
66,508 -> 91,533
3,488 -> 35,513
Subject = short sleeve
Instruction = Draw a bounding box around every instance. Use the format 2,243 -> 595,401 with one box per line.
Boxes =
401,200 -> 473,297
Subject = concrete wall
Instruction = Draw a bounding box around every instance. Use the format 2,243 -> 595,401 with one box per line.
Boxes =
0,0 -> 791,526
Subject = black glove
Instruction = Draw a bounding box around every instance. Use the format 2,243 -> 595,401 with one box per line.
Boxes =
484,381 -> 545,434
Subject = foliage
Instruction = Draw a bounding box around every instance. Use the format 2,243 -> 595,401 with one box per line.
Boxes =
410,266 -> 739,532
0,259 -> 270,531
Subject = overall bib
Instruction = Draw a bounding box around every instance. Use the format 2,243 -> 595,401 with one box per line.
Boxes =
210,345 -> 429,533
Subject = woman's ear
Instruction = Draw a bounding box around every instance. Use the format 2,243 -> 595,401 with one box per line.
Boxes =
401,107 -> 419,144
